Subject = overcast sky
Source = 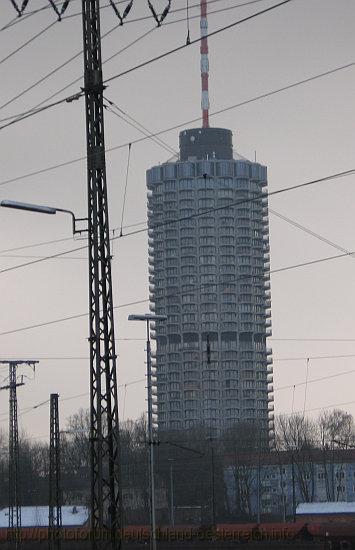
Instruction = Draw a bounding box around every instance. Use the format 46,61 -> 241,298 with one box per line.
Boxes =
0,0 -> 355,441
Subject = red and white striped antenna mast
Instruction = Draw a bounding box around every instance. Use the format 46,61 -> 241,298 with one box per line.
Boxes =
200,0 -> 210,128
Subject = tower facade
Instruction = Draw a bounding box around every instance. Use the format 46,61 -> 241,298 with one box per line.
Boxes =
147,128 -> 273,436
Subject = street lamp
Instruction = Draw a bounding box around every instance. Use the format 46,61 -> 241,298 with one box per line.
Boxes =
0,200 -> 87,235
128,313 -> 167,550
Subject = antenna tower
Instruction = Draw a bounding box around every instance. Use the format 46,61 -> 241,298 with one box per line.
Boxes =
49,393 -> 62,550
200,0 -> 210,128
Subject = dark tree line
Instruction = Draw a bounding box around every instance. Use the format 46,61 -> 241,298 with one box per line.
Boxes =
0,408 -> 354,524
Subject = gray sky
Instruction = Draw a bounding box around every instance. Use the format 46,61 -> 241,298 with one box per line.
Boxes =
0,0 -> 355,441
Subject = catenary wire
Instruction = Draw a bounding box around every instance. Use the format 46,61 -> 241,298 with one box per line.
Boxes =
0,377 -> 146,420
274,367 -> 355,393
4,364 -> 355,422
0,250 -> 353,339
269,209 -> 354,258
0,90 -> 352,258
0,221 -> 141,255
0,253 -> 86,260
104,96 -> 178,155
0,91 -> 83,132
104,103 -> 178,157
271,338 -> 355,342
0,20 -> 57,66
0,0 -> 253,119
98,98 -> 355,258
0,168 -> 354,275
4,0 -> 216,28
105,0 -> 294,84
63,0 -> 269,22
0,3 -> 54,32
1,57 -> 354,183
117,169 -> 355,238
274,353 -> 355,362
119,143 -> 132,236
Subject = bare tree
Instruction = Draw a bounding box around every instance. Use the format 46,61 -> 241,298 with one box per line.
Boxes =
223,422 -> 263,519
276,414 -> 317,503
318,409 -> 355,501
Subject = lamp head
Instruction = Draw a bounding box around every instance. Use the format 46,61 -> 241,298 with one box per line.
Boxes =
128,313 -> 167,322
0,200 -> 57,215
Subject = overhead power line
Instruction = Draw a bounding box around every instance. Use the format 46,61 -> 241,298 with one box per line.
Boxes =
0,249 -> 353,339
0,91 -> 82,133
0,0 -> 265,120
3,1 -> 293,119
104,102 -> 177,157
0,242 -> 87,275
274,353 -> 355,362
0,168 -> 354,277
105,0 -> 294,84
274,367 -> 355,393
118,169 -> 355,239
5,363 -> 355,423
63,0 -> 269,23
0,377 -> 146,420
0,21 -> 57,66
1,57 -> 354,184
0,237 -> 74,253
0,253 -> 85,260
291,399 -> 355,416
0,2 -> 52,32
269,209 -> 354,259
271,338 -> 355,342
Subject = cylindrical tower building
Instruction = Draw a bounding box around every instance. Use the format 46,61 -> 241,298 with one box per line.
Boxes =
147,128 -> 273,438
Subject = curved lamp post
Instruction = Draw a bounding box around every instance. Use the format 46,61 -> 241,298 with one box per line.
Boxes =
0,200 -> 87,235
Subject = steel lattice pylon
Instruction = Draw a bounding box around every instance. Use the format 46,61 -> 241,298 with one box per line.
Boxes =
49,393 -> 62,550
8,363 -> 21,535
81,1 -> 121,548
0,360 -> 37,547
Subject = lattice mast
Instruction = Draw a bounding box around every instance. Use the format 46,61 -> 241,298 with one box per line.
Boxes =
49,393 -> 62,550
0,361 -> 33,541
81,1 -> 121,548
8,363 -> 21,533
200,0 -> 210,128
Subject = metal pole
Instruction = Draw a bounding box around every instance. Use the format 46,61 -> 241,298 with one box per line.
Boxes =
256,456 -> 261,523
291,453 -> 296,522
81,2 -> 121,548
168,459 -> 174,527
49,394 -> 62,550
210,443 -> 216,527
0,361 -> 36,548
8,363 -> 21,548
256,424 -> 261,524
146,320 -> 156,550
